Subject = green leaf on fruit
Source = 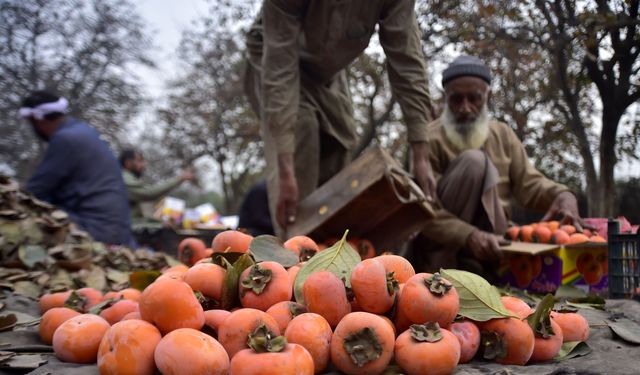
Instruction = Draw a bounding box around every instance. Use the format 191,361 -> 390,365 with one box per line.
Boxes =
527,294 -> 556,338
249,235 -> 299,267
129,270 -> 161,291
213,252 -> 247,267
293,230 -> 360,304
440,269 -> 516,321
219,253 -> 254,310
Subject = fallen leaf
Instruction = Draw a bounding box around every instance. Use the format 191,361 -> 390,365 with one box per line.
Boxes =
106,269 -> 130,285
554,285 -> 588,300
0,351 -> 15,364
2,311 -> 39,325
48,268 -> 74,290
0,315 -> 17,332
606,318 -> 640,345
12,281 -> 41,299
554,341 -> 591,361
566,295 -> 606,310
76,266 -> 107,291
0,353 -> 47,370
163,254 -> 182,267
17,245 -> 47,268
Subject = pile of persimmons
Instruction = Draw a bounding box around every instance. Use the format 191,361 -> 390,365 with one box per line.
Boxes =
37,230 -> 590,375
505,221 -> 606,245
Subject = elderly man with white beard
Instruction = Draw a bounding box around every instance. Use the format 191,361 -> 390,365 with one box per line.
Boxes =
412,55 -> 585,280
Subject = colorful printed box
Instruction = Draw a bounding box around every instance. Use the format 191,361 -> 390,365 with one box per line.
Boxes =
498,242 -> 608,295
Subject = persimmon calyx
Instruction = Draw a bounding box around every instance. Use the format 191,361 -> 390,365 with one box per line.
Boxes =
481,330 -> 508,360
299,247 -> 316,262
289,303 -> 308,317
424,272 -> 452,295
343,327 -> 383,367
247,324 -> 287,353
386,272 -> 399,295
241,264 -> 273,295
410,322 -> 443,343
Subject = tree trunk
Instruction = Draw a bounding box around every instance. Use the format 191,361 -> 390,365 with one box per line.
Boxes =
354,98 -> 395,157
216,157 -> 232,215
597,108 -> 624,216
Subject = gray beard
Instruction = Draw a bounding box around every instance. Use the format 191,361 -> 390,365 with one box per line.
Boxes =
441,104 -> 491,151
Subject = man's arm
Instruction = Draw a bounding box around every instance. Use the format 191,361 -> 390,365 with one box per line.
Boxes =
378,0 -> 437,198
26,135 -> 77,202
262,0 -> 304,155
508,128 -> 571,211
124,173 -> 184,203
424,209 -> 506,264
262,0 -> 305,229
378,0 -> 435,144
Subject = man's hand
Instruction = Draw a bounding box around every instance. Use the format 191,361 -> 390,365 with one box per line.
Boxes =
276,153 -> 299,230
541,191 -> 586,232
466,229 -> 508,265
411,141 -> 437,202
180,167 -> 194,182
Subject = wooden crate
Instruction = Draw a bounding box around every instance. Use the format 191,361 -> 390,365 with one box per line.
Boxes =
287,146 -> 434,254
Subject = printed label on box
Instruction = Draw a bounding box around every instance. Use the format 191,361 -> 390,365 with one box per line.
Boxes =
498,244 -> 608,295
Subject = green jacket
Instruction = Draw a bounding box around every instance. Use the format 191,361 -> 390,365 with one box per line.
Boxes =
122,170 -> 182,220
251,0 -> 434,154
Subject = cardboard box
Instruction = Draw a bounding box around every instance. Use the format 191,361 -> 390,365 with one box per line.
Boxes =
287,146 -> 434,253
153,197 -> 186,224
498,241 -> 608,295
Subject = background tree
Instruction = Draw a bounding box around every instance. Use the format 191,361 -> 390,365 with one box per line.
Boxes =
348,51 -> 402,158
144,1 -> 262,214
0,0 -> 154,181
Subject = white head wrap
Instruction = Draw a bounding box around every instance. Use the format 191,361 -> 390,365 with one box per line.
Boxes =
18,97 -> 69,120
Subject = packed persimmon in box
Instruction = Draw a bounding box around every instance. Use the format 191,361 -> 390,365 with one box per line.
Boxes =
498,222 -> 608,294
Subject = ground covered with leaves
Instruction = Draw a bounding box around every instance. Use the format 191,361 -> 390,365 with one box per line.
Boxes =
0,175 -> 179,298
1,175 -> 640,374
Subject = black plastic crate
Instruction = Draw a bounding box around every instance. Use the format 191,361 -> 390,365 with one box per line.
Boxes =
608,219 -> 640,298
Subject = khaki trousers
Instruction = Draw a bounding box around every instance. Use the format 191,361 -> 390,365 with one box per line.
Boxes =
244,21 -> 358,239
413,149 -> 508,281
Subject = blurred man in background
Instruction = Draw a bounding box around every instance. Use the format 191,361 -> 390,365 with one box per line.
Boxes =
19,90 -> 133,245
119,148 -> 194,221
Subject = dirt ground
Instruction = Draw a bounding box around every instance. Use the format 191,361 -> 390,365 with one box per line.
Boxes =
1,292 -> 639,375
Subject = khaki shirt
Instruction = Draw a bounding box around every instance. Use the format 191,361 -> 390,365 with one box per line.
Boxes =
259,0 -> 434,154
122,170 -> 182,220
424,118 -> 570,249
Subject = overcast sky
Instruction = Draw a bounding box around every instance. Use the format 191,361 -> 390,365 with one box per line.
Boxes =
135,0 -> 209,99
